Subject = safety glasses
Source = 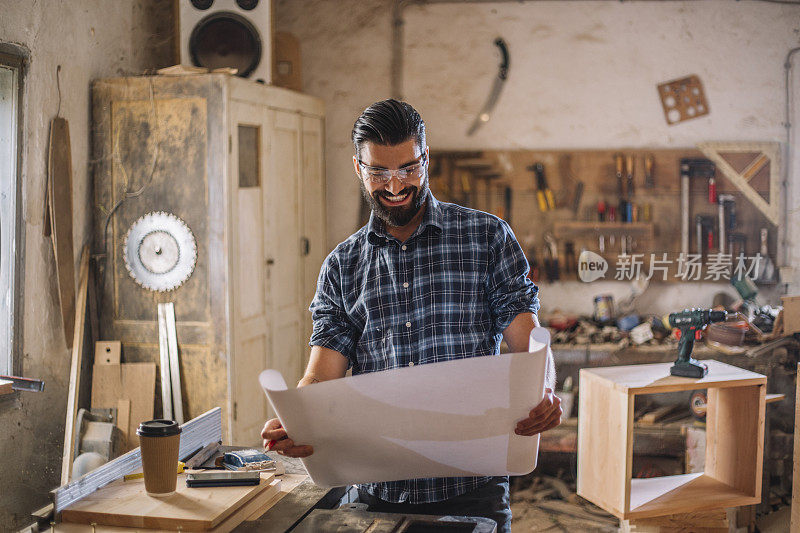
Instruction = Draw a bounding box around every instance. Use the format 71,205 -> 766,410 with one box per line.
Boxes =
357,153 -> 428,184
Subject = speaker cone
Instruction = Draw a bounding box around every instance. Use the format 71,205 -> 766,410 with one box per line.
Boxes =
189,12 -> 262,78
235,0 -> 259,10
190,0 -> 214,9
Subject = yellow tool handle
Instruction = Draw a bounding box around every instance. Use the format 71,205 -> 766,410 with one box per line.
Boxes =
537,191 -> 548,212
645,154 -> 654,175
124,461 -> 185,481
625,154 -> 634,176
614,153 -> 624,175
545,189 -> 555,210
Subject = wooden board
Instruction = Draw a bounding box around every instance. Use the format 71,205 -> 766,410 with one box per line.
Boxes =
628,473 -> 757,519
581,360 -> 766,394
792,362 -> 800,533
0,378 -> 12,395
54,477 -> 280,533
705,385 -> 765,497
91,363 -> 156,451
577,370 -> 633,517
96,341 -> 122,365
61,473 -> 278,530
620,509 -> 730,533
61,246 -> 90,484
48,117 -> 76,348
656,75 -> 710,125
246,473 -> 308,521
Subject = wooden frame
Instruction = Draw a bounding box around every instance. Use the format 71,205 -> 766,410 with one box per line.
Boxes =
577,360 -> 766,520
697,141 -> 781,226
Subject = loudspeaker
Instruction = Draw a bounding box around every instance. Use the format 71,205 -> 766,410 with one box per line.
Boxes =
177,0 -> 272,83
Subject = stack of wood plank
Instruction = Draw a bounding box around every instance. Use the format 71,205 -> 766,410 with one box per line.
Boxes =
58,472 -> 282,532
90,341 -> 156,452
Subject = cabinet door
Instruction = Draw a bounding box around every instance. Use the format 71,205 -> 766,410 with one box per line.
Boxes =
266,109 -> 304,391
300,115 -> 326,371
229,102 -> 271,445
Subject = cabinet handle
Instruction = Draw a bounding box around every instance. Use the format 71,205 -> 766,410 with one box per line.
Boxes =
301,237 -> 310,256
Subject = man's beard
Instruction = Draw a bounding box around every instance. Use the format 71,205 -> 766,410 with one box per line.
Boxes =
361,179 -> 429,228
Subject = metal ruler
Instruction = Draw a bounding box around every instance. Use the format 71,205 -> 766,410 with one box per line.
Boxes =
52,407 -> 222,513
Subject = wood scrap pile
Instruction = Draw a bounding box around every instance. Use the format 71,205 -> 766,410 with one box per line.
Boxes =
549,320 -> 627,345
511,474 -> 619,531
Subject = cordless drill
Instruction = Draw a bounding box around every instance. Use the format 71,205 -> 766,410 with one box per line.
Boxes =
668,308 -> 727,378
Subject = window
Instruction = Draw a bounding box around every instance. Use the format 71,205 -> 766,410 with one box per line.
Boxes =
0,50 -> 23,376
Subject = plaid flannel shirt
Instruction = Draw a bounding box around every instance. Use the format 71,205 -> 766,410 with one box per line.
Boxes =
309,192 -> 539,504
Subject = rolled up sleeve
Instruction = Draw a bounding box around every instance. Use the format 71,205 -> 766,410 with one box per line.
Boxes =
308,253 -> 358,365
486,219 -> 540,335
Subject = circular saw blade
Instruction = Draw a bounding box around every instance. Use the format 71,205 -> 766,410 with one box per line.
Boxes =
123,211 -> 197,292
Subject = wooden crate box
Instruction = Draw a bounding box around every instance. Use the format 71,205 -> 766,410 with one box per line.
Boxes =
577,360 -> 766,520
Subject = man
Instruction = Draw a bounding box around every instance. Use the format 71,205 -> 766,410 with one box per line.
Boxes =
261,99 -> 561,531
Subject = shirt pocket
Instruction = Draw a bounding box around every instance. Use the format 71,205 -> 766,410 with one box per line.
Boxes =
356,320 -> 396,372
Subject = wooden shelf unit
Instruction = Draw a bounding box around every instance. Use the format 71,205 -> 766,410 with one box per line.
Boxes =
577,360 -> 766,520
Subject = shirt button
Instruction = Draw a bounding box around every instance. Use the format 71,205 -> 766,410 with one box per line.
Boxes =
405,321 -> 411,328
408,361 -> 415,367
401,245 -> 407,251
403,282 -> 409,288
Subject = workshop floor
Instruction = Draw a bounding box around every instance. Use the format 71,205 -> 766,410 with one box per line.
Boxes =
510,475 -> 618,531
509,475 -> 792,532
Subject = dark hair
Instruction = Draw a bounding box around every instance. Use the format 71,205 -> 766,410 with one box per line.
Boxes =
351,99 -> 426,157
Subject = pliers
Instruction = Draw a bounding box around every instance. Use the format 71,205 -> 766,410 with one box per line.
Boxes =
529,162 -> 555,212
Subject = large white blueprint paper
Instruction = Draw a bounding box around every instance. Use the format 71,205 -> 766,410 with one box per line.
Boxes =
259,328 -> 551,487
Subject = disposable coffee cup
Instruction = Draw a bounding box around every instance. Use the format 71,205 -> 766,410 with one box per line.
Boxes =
137,419 -> 181,496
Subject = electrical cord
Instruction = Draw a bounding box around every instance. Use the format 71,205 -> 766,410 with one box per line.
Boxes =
99,78 -> 161,262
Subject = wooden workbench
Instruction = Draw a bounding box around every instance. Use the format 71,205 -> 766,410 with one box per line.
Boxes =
42,456 -> 345,533
234,456 -> 346,532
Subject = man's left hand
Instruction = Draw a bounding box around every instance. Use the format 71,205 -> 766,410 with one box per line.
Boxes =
515,389 -> 562,436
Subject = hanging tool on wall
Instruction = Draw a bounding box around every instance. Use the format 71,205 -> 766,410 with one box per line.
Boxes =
614,153 -> 627,222
695,215 -> 716,258
544,233 -> 560,281
728,232 -> 747,259
558,154 -> 583,215
503,186 -> 512,224
563,242 -> 576,276
679,158 -> 716,254
754,228 -> 777,284
529,162 -> 555,212
597,200 -> 606,222
625,154 -> 635,199
717,194 -> 736,254
466,38 -> 509,136
644,153 -> 655,189
572,181 -> 584,215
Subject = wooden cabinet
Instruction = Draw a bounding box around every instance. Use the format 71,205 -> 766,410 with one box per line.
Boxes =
92,75 -> 325,445
577,360 -> 766,520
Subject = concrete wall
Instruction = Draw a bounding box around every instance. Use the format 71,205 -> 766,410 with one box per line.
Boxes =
276,0 -> 800,315
0,1 -> 172,528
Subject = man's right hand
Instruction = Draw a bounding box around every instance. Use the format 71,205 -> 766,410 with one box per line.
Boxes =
261,418 -> 314,458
